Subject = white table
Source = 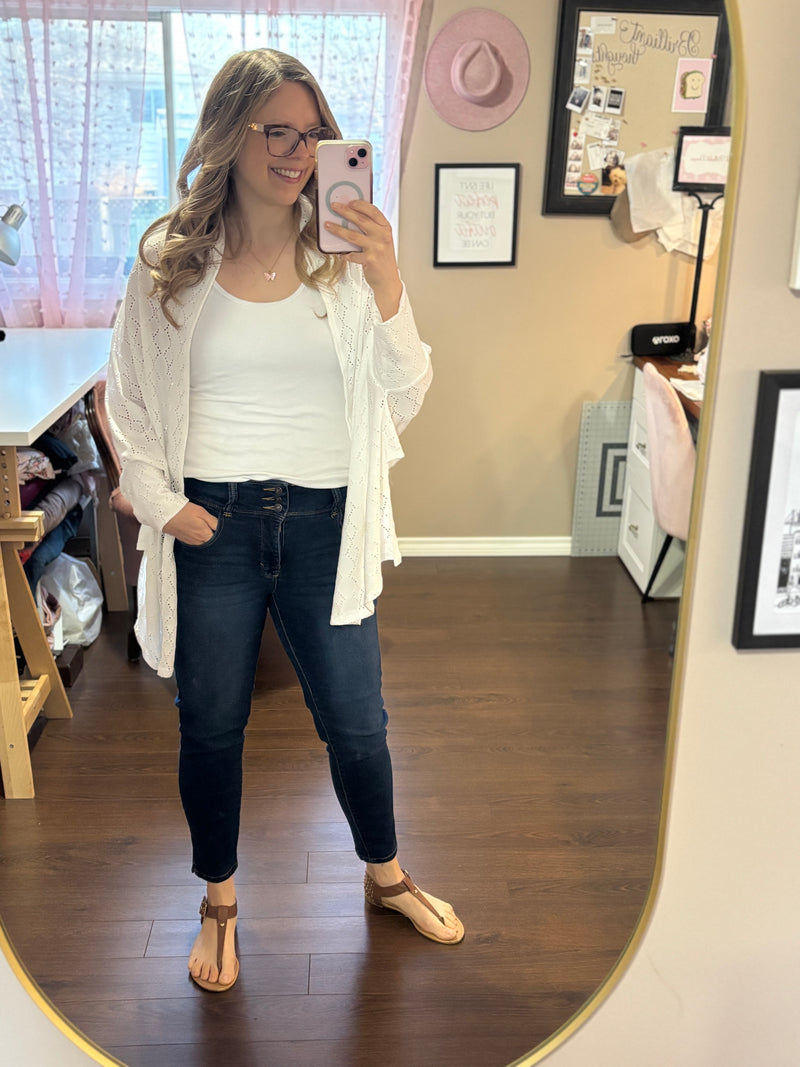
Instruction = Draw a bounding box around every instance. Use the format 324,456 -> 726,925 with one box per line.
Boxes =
0,327 -> 112,797
0,327 -> 112,445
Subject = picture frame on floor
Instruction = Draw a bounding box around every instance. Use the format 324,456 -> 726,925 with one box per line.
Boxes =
733,370 -> 800,649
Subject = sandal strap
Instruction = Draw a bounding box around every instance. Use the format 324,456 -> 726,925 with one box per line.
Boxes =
199,897 -> 237,972
368,870 -> 445,925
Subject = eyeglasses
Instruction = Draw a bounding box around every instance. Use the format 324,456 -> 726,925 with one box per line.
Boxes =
247,123 -> 336,157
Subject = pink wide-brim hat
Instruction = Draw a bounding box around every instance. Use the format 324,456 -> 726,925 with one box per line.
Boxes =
423,7 -> 530,132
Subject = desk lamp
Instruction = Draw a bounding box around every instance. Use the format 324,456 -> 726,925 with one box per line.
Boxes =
0,204 -> 27,266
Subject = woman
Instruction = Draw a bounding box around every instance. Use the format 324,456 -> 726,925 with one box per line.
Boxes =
106,48 -> 464,993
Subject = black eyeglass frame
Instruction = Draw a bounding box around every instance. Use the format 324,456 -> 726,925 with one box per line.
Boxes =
247,123 -> 337,157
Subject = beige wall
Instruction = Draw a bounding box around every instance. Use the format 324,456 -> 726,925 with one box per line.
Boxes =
393,0 -> 714,539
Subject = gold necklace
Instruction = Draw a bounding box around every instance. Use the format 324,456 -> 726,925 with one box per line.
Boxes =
247,231 -> 294,283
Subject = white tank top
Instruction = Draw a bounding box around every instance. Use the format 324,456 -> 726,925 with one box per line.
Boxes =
184,281 -> 350,487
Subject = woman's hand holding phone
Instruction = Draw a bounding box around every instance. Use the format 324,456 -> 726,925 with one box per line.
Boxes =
316,138 -> 401,319
325,199 -> 402,321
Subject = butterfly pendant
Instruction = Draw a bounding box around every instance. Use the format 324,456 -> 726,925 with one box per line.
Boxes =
263,271 -> 277,282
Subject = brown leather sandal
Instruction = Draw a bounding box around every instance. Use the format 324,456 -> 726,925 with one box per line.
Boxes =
364,869 -> 465,945
189,897 -> 239,992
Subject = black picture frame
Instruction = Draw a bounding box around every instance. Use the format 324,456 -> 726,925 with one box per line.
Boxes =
433,163 -> 520,268
733,372 -> 800,650
542,0 -> 731,216
673,125 -> 731,191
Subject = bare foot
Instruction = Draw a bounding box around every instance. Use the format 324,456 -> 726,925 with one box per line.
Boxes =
365,860 -> 464,943
188,877 -> 238,988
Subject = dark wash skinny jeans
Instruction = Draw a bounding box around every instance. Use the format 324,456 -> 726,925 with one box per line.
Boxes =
174,478 -> 397,883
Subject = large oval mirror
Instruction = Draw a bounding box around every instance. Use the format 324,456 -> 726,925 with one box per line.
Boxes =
0,0 -> 740,1062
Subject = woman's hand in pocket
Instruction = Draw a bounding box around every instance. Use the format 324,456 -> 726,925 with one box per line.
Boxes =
163,503 -> 218,545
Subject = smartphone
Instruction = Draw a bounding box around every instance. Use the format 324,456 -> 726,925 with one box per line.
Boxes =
315,139 -> 373,254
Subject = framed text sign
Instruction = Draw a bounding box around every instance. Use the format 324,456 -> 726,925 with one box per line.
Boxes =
543,0 -> 731,215
433,164 -> 520,268
673,125 -> 731,191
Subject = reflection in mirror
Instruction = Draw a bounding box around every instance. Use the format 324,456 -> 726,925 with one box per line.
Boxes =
0,0 -> 738,1064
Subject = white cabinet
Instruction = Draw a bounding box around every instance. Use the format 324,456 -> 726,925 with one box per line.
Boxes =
617,366 -> 685,597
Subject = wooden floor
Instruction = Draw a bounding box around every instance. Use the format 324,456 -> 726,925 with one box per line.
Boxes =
0,557 -> 678,1067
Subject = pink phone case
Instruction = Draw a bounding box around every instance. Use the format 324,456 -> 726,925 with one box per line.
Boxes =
315,140 -> 373,254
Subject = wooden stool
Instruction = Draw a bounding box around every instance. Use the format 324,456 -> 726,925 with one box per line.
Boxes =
0,445 -> 71,799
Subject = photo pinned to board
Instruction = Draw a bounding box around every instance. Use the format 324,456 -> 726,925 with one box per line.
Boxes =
587,142 -> 624,172
605,119 -> 621,145
672,57 -> 714,113
605,87 -> 626,115
566,85 -> 590,113
600,149 -> 627,196
576,25 -> 593,55
580,112 -> 612,139
588,84 -> 608,112
564,129 -> 587,193
574,56 -> 591,84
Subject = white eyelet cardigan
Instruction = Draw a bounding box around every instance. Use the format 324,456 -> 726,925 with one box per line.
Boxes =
105,199 -> 432,678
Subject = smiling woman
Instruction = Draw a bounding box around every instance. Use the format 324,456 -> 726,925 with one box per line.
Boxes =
100,42 -> 453,1001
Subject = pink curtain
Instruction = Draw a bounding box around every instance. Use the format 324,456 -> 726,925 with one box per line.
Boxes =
0,0 -> 149,327
0,0 -> 421,329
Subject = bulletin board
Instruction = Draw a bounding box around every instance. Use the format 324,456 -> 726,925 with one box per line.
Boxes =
542,0 -> 730,215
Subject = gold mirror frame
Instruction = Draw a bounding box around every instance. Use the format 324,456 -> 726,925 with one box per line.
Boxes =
0,0 -> 744,1060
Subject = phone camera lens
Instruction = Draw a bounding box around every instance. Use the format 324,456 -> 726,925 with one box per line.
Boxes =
348,157 -> 358,167
357,148 -> 367,158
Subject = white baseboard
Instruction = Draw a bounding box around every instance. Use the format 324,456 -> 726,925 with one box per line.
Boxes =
397,537 -> 573,557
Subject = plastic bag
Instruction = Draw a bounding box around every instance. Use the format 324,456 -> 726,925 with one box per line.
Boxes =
36,553 -> 103,647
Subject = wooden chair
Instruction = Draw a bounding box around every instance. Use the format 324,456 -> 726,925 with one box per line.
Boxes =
85,378 -> 142,661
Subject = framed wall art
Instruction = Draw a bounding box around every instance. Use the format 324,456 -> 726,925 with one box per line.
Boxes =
733,372 -> 800,650
542,0 -> 731,216
433,163 -> 520,268
673,125 -> 731,191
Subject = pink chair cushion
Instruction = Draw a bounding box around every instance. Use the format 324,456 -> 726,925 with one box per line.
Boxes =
642,362 -> 696,541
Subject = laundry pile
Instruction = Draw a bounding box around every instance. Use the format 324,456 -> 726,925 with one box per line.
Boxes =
17,400 -> 104,649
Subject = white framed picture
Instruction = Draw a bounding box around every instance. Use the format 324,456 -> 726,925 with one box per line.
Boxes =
433,164 -> 520,268
734,372 -> 800,648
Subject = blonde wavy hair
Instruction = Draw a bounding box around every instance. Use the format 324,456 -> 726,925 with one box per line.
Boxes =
140,48 -> 345,327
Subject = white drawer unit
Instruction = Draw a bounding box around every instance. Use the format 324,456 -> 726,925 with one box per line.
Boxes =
617,366 -> 685,597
